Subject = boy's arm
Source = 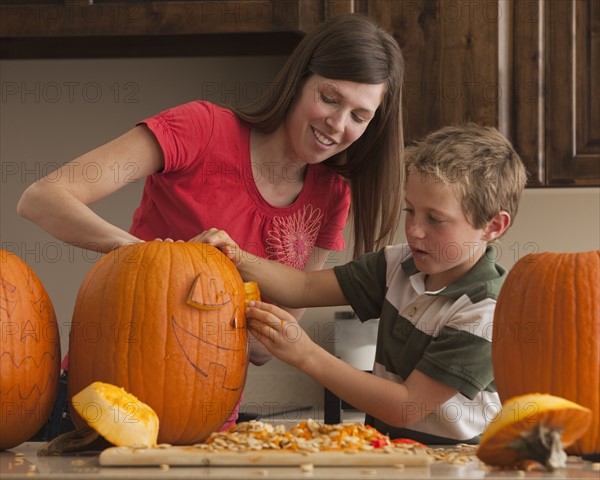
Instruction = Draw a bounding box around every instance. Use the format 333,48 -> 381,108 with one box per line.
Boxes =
193,228 -> 348,307
305,352 -> 459,427
248,302 -> 458,427
239,258 -> 347,308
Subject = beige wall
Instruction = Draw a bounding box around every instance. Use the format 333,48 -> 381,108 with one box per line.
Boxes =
2,58 -> 599,421
1,55 -> 287,350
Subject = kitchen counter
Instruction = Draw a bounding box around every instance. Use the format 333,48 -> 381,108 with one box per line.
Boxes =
1,443 -> 599,480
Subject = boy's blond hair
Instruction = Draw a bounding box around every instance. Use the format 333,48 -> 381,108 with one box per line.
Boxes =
405,123 -> 527,230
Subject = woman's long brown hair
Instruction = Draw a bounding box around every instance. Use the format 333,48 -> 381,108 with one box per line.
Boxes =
234,14 -> 405,258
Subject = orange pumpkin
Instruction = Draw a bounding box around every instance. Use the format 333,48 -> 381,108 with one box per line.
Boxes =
67,241 -> 259,445
492,251 -> 600,456
0,250 -> 61,450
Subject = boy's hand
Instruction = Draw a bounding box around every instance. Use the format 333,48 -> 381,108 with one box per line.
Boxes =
190,228 -> 243,265
246,301 -> 314,368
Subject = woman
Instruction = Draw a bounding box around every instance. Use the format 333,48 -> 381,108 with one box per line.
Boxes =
18,13 -> 405,435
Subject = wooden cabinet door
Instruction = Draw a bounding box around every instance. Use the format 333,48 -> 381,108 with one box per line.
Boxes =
355,0 -> 499,143
506,0 -> 598,186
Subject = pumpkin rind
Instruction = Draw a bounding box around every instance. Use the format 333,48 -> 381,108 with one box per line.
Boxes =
492,251 -> 600,455
0,250 -> 61,450
67,242 -> 252,445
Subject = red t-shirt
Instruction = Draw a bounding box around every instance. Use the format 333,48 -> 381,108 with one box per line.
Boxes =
133,101 -> 351,270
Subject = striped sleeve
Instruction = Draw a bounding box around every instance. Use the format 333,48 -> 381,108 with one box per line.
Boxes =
417,298 -> 496,399
333,249 -> 388,321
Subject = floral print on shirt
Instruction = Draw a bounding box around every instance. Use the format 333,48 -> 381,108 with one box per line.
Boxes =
266,205 -> 323,269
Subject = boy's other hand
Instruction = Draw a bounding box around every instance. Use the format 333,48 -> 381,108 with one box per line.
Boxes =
246,301 -> 314,368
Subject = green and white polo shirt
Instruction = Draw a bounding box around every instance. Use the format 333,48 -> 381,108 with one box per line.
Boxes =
333,243 -> 505,445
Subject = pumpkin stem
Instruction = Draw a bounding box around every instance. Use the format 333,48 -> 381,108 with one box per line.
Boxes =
243,281 -> 261,304
508,424 -> 567,471
38,426 -> 112,456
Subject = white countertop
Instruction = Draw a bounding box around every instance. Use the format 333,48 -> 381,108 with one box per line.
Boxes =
2,442 -> 599,480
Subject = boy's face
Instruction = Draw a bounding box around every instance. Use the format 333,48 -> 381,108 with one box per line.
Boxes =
404,172 -> 495,290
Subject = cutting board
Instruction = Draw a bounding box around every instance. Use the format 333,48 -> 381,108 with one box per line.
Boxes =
99,445 -> 432,467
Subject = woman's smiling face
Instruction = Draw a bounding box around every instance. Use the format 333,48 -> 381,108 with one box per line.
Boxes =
284,74 -> 385,165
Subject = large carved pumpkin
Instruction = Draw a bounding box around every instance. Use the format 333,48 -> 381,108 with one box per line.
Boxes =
67,241 -> 258,445
492,251 -> 600,456
0,250 -> 61,450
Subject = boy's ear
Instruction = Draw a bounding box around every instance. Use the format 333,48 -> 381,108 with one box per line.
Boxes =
482,211 -> 511,241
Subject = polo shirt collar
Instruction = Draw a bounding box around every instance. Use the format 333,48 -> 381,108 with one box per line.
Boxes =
401,246 -> 505,299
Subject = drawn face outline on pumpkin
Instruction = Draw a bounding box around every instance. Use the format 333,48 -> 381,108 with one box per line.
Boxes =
170,309 -> 247,392
282,73 -> 385,166
404,172 -> 509,291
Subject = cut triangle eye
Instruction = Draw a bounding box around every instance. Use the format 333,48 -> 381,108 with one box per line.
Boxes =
186,274 -> 232,310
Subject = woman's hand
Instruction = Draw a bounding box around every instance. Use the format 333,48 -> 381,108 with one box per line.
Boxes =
246,301 -> 315,368
189,228 -> 243,265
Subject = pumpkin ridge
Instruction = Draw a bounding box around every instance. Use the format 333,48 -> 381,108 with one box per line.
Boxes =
565,254 -> 579,396
536,255 -> 555,392
133,242 -> 154,409
193,244 -> 216,441
181,243 -> 198,443
158,242 -> 173,430
549,254 -> 565,393
111,247 -> 130,392
571,254 -> 583,404
163,242 -> 186,442
576,252 -> 600,449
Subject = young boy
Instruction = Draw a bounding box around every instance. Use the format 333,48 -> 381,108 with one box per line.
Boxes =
198,123 -> 527,445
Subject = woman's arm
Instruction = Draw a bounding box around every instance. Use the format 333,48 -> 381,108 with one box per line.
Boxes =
195,229 -> 348,308
17,126 -> 164,253
283,246 -> 331,319
247,302 -> 458,427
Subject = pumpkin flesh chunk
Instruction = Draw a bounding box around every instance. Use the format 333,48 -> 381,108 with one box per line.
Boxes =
72,381 -> 159,447
477,394 -> 592,470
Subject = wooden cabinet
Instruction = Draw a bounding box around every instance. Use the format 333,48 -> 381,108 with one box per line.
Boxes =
353,0 -> 499,146
0,0 -> 350,57
355,0 -> 599,187
510,0 -> 599,186
2,0 -> 597,186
